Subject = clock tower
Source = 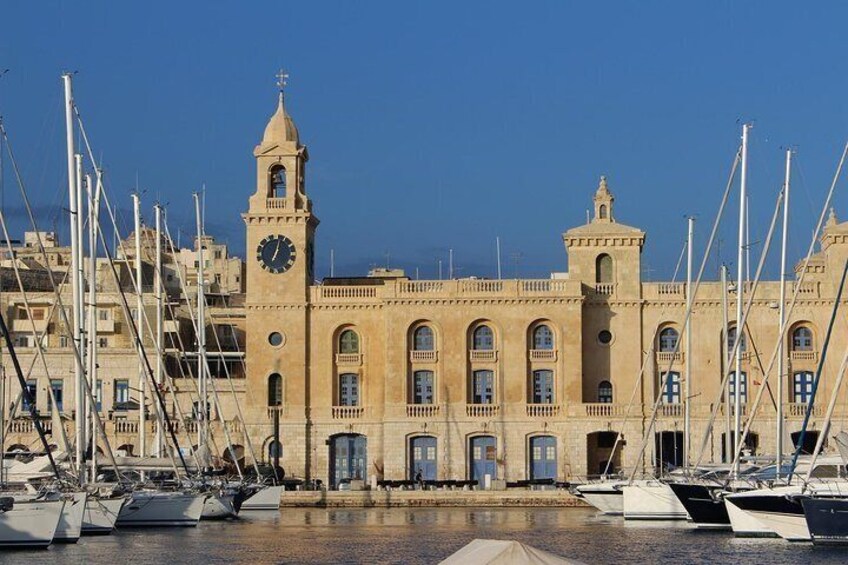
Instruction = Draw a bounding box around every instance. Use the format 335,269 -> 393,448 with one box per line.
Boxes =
243,72 -> 317,474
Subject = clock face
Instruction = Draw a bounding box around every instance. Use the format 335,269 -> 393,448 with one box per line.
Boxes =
256,235 -> 296,274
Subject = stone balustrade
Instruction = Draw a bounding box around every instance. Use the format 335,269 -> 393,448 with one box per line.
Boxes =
265,197 -> 289,210
332,406 -> 366,419
526,404 -> 560,418
466,404 -> 500,418
335,353 -> 363,366
790,350 -> 817,362
469,350 -> 497,362
656,351 -> 683,364
593,283 -> 615,296
406,404 -> 440,418
529,349 -> 557,362
582,403 -> 626,417
410,350 -> 437,363
787,402 -> 822,417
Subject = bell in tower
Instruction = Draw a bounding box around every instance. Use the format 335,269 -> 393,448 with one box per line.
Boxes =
249,69 -> 311,213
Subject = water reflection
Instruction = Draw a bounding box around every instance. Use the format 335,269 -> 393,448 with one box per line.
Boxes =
4,507 -> 848,565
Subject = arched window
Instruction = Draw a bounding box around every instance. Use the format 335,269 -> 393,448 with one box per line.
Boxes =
339,329 -> 360,354
727,326 -> 746,353
268,440 -> 283,460
792,327 -> 813,351
473,325 -> 494,350
270,165 -> 286,197
533,325 -> 554,350
413,326 -> 434,351
658,328 -> 679,352
267,373 -> 283,407
598,380 -> 613,403
599,204 -> 607,219
596,254 -> 613,284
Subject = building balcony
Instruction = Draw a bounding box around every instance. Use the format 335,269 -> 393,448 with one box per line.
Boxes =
266,406 -> 287,419
265,197 -> 289,210
790,350 -> 818,363
526,403 -> 560,418
656,351 -> 683,364
406,404 -> 440,418
529,349 -> 557,362
469,350 -> 497,363
466,404 -> 500,418
410,350 -> 438,363
335,353 -> 363,366
593,283 -> 615,296
786,402 -> 823,418
332,405 -> 366,419
12,318 -> 47,333
96,318 -> 115,333
583,403 -> 626,418
114,419 -> 139,434
658,403 -> 683,418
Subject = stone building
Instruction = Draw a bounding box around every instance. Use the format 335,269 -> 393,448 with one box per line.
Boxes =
2,85 -> 845,488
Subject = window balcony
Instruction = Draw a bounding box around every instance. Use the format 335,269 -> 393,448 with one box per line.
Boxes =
790,350 -> 817,363
529,349 -> 557,362
658,404 -> 683,418
526,404 -> 560,418
410,350 -> 438,363
594,283 -> 615,296
466,404 -> 500,418
469,350 -> 497,362
719,403 -> 747,417
406,404 -> 440,418
583,403 -> 626,418
335,353 -> 363,366
786,402 -> 822,418
656,351 -> 683,364
12,318 -> 47,333
332,405 -> 366,419
266,406 -> 287,419
114,420 -> 139,434
9,419 -> 35,434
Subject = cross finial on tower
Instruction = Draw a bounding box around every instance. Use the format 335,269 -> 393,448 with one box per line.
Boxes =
276,69 -> 289,92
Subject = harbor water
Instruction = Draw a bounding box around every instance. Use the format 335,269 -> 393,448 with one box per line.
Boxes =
1,507 -> 846,564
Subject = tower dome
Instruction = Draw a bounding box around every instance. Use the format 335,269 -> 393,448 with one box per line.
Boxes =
262,91 -> 300,145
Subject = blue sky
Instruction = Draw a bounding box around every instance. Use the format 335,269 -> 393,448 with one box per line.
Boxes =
1,1 -> 846,281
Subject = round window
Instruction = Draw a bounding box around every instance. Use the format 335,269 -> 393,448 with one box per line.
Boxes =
268,331 -> 285,347
598,330 -> 613,345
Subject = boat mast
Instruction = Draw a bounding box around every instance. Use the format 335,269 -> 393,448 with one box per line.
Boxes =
154,204 -> 164,457
133,193 -> 146,461
721,264 -> 731,463
63,73 -> 86,482
733,123 -> 750,478
776,149 -> 791,481
194,193 -> 207,450
87,170 -> 102,482
684,217 -> 694,471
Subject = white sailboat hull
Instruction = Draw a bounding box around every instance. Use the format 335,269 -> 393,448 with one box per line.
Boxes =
241,485 -> 283,511
116,492 -> 206,527
622,481 -> 688,520
0,499 -> 65,548
725,498 -> 778,537
82,497 -> 126,535
748,509 -> 809,542
575,483 -> 624,515
53,491 -> 87,543
201,493 -> 237,519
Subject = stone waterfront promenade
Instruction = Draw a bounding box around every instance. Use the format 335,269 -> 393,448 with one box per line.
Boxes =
278,489 -> 590,508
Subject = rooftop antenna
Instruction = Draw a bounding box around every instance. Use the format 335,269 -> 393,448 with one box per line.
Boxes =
438,259 -> 442,280
510,251 -> 523,279
586,209 -> 590,223
330,248 -> 335,278
449,249 -> 453,279
384,250 -> 390,269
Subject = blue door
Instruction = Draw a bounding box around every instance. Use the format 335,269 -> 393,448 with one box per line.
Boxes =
410,436 -> 437,481
530,436 -> 557,480
470,436 -> 497,482
330,434 -> 367,488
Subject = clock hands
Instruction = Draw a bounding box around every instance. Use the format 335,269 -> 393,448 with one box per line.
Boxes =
272,238 -> 283,262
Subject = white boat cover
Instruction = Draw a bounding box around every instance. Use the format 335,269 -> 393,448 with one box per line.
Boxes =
439,539 -> 583,565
